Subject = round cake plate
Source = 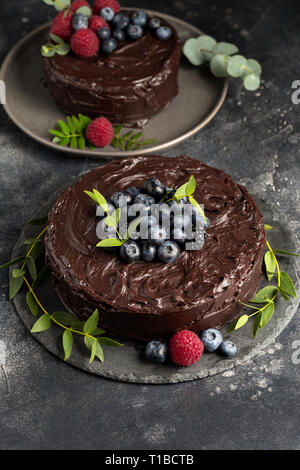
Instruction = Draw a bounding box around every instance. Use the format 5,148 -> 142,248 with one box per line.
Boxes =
0,8 -> 228,159
10,193 -> 300,384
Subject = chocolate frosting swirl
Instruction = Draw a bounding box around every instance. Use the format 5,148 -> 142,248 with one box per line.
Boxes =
45,156 -> 266,341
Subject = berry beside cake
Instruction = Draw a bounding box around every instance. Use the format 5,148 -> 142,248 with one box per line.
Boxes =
42,0 -> 181,127
44,155 -> 266,342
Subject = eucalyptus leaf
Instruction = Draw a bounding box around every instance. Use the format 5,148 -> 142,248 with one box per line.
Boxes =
227,55 -> 247,77
210,54 -> 229,77
246,59 -> 262,76
212,42 -> 238,56
183,38 -> 206,66
243,73 -> 260,91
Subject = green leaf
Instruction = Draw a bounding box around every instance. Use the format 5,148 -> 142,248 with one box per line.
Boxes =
49,32 -> 64,44
185,175 -> 196,196
26,216 -> 48,225
210,54 -> 229,77
264,251 -> 276,281
212,42 -> 238,56
58,137 -> 70,146
12,268 -> 25,278
243,73 -> 260,91
246,59 -> 262,76
29,243 -> 44,262
70,320 -> 85,332
52,311 -> 77,326
26,291 -> 39,318
189,196 -> 207,223
260,302 -> 275,328
56,43 -> 70,56
264,224 -> 273,231
253,311 -> 262,338
49,129 -> 65,138
96,238 -> 123,247
71,115 -> 82,133
62,330 -> 73,361
183,37 -> 206,66
26,256 -> 37,281
83,309 -> 99,334
174,182 -> 189,199
89,340 -> 98,363
41,45 -> 55,57
78,135 -> 86,150
23,238 -> 42,245
84,189 -> 108,212
0,255 -> 26,269
58,119 -> 70,135
31,314 -> 51,333
98,337 -> 123,347
227,55 -> 247,77
76,5 -> 92,17
70,136 -> 78,149
279,271 -> 297,298
32,265 -> 50,290
227,314 -> 248,332
9,277 -> 24,300
273,249 -> 300,257
126,217 -> 143,240
84,336 -> 104,363
250,285 -> 278,303
104,208 -> 121,227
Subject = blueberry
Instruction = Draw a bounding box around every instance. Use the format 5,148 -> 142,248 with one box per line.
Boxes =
143,178 -> 166,200
145,340 -> 168,363
171,227 -> 187,244
148,17 -> 161,29
157,240 -> 181,263
131,10 -> 147,27
127,186 -> 141,197
113,28 -> 125,41
120,240 -> 141,263
72,13 -> 88,31
149,225 -> 167,246
113,12 -> 130,29
142,243 -> 157,262
127,24 -> 144,40
218,340 -> 237,357
201,329 -> 223,352
133,194 -> 155,215
110,191 -> 133,208
156,26 -> 172,40
100,7 -> 115,22
96,202 -> 115,218
98,27 -> 111,39
102,37 -> 117,53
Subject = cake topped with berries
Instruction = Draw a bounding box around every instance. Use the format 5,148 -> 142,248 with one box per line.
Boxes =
42,0 -> 181,127
45,155 -> 266,342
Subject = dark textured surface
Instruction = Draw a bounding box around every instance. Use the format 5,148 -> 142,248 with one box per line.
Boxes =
0,0 -> 299,450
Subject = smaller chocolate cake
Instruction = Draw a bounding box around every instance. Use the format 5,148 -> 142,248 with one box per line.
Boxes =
45,156 -> 266,342
43,9 -> 181,127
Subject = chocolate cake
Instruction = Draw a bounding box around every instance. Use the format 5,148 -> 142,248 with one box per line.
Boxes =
44,156 -> 266,342
43,12 -> 181,128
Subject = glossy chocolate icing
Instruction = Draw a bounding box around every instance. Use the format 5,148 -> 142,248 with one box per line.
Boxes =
43,13 -> 181,127
45,156 -> 266,342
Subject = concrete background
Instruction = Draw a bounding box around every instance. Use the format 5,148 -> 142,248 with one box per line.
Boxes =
0,0 -> 299,450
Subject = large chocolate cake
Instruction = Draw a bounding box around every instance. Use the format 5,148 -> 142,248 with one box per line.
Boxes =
43,13 -> 181,128
45,156 -> 266,341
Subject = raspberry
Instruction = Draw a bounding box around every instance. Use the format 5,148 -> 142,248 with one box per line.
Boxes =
169,330 -> 204,367
86,117 -> 114,147
50,11 -> 73,42
89,15 -> 109,33
69,0 -> 90,14
70,29 -> 99,57
93,0 -> 121,15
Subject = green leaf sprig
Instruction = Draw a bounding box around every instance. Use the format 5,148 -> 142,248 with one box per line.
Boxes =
162,175 -> 207,224
0,216 -> 122,363
112,125 -> 157,151
41,33 -> 70,57
48,114 -> 95,150
183,35 -> 262,91
228,231 -> 299,338
84,189 -> 142,248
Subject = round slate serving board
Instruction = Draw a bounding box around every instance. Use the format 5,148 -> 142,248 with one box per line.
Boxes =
0,9 -> 228,159
10,192 -> 300,384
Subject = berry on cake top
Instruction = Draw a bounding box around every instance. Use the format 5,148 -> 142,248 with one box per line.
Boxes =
43,0 -> 174,59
